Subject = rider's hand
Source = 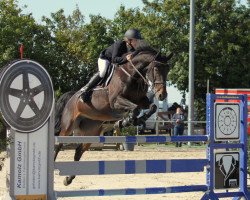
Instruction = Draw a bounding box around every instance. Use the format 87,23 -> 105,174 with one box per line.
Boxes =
126,54 -> 132,61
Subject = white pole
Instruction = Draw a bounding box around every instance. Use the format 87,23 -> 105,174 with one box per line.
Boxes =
188,0 -> 195,144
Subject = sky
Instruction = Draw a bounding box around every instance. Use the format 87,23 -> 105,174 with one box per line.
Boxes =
17,0 -> 144,23
17,0 -> 248,23
16,0 -> 248,104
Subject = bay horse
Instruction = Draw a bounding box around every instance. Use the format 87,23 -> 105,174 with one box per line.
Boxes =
54,45 -> 172,185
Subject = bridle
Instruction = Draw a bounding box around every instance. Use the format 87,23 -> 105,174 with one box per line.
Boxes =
119,51 -> 167,96
128,51 -> 166,86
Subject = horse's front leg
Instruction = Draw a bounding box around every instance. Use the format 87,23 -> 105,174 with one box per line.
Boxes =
64,143 -> 91,186
130,96 -> 158,126
113,96 -> 140,128
136,103 -> 157,125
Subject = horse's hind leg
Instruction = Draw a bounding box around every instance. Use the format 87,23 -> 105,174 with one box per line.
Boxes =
54,143 -> 63,161
54,121 -> 74,160
64,143 -> 91,186
63,119 -> 103,186
54,119 -> 75,160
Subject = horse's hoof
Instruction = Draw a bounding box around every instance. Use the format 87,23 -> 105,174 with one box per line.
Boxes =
63,177 -> 72,186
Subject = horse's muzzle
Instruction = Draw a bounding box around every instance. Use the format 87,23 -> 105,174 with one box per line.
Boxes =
154,83 -> 167,101
158,92 -> 167,101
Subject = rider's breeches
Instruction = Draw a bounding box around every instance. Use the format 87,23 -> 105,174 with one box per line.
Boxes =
98,58 -> 110,78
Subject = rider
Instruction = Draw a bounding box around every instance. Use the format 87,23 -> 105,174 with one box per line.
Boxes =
80,28 -> 143,102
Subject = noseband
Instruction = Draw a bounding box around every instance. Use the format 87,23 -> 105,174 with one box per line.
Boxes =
146,52 -> 166,87
148,63 -> 165,86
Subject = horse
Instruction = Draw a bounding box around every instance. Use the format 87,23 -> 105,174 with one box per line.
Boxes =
54,45 -> 172,186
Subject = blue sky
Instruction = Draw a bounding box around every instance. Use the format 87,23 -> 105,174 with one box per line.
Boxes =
16,0 -> 248,104
17,0 -> 144,23
17,0 -> 248,23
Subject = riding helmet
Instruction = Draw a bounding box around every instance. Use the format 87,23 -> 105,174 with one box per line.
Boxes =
124,29 -> 142,40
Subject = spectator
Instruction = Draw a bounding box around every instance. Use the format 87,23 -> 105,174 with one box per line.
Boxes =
172,107 -> 185,147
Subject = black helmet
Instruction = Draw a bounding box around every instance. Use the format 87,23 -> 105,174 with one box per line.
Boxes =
124,28 -> 142,40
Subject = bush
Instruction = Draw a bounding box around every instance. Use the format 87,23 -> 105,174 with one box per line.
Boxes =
120,126 -> 137,136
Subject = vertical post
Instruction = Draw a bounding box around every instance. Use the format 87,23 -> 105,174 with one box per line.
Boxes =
188,0 -> 195,140
47,110 -> 56,199
19,44 -> 24,59
206,94 -> 215,194
207,79 -> 209,94
156,119 -> 159,145
240,95 -> 249,197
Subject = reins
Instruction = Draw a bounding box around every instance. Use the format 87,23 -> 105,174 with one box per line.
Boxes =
120,51 -> 166,97
126,51 -> 161,85
128,60 -> 149,85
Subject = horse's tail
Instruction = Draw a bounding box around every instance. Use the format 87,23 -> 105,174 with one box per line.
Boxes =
55,91 -> 76,136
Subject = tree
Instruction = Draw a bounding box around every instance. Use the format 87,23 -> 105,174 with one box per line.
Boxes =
0,0 -> 60,92
42,8 -> 88,93
0,0 -> 50,65
1,0 -> 249,120
42,8 -> 115,93
140,0 -> 250,119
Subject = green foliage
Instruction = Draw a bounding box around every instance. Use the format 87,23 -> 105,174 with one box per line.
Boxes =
0,138 -> 7,154
120,126 -> 137,136
141,0 -> 250,119
42,8 -> 115,92
42,8 -> 89,92
0,0 -> 59,92
142,0 -> 249,91
0,0 -> 249,120
0,0 -> 37,65
0,1 -> 114,93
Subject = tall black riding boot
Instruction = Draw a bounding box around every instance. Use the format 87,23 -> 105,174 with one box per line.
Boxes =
80,73 -> 102,102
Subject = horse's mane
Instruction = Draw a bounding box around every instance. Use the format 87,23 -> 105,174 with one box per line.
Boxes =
134,41 -> 172,65
136,41 -> 172,63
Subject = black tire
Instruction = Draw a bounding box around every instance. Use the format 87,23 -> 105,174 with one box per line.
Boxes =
0,60 -> 54,132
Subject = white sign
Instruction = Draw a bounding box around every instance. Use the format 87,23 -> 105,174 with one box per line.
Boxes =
14,124 -> 48,196
215,103 -> 240,141
14,133 -> 28,195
